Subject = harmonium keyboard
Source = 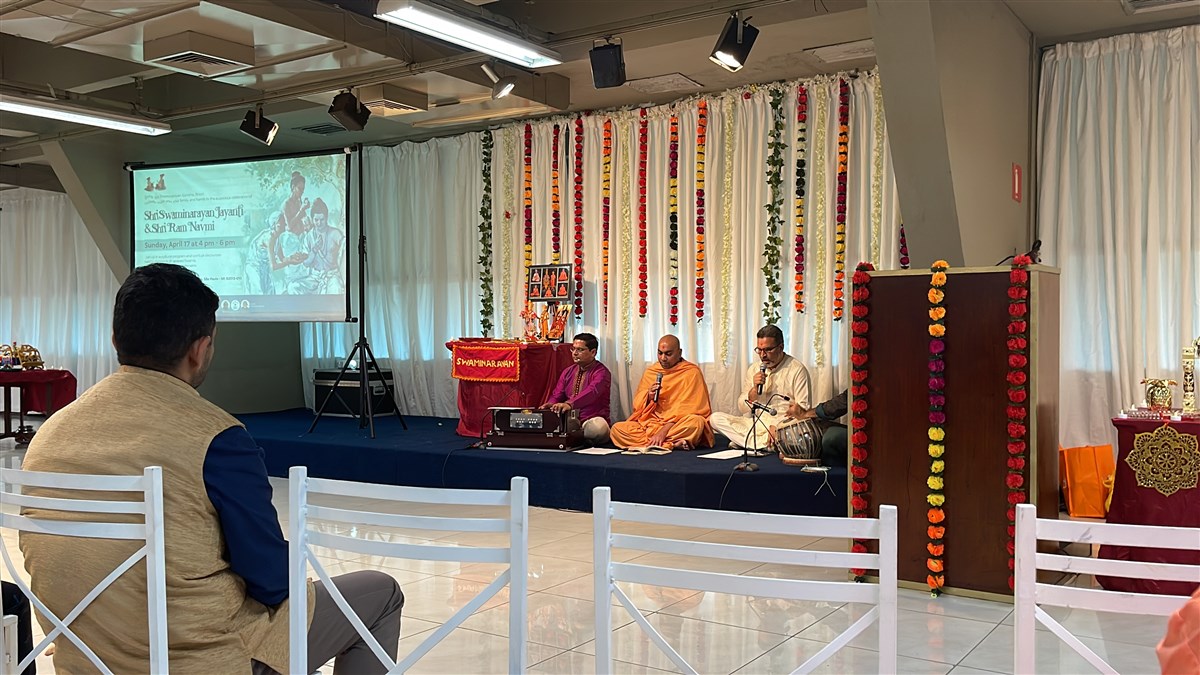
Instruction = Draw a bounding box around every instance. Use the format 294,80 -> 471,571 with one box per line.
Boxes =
483,407 -> 585,452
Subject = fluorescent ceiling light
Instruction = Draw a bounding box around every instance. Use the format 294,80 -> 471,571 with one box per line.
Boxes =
374,0 -> 562,69
0,92 -> 171,136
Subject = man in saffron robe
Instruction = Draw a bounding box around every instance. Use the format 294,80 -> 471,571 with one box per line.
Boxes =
610,335 -> 714,450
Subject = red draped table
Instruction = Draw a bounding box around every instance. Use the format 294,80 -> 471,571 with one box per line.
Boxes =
1099,416 -> 1200,595
0,369 -> 78,443
445,340 -> 572,437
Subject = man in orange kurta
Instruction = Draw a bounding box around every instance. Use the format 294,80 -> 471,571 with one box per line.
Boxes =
610,335 -> 714,450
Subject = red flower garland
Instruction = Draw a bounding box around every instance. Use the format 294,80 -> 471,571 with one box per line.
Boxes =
794,86 -> 808,312
551,123 -> 562,264
898,222 -> 910,269
1005,254 -> 1033,589
849,262 -> 874,578
572,117 -> 585,317
667,114 -> 680,326
833,79 -> 849,320
523,124 -> 533,299
695,100 -> 707,321
926,260 -> 950,595
638,109 -> 649,317
601,118 -> 612,324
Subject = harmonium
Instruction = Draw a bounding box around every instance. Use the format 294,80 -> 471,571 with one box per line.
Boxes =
484,407 -> 585,452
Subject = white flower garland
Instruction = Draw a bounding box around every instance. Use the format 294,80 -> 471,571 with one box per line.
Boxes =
619,115 -> 635,364
812,79 -> 831,367
870,74 -> 884,267
720,94 -> 737,365
501,126 -> 517,337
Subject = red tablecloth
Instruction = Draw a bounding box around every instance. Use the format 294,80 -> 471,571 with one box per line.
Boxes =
446,341 -> 573,437
0,369 -> 77,414
1099,417 -> 1200,595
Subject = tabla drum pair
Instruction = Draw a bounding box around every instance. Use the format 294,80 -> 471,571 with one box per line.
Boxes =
774,418 -> 825,466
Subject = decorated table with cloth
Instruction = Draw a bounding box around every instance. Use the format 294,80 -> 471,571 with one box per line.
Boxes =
446,339 -> 573,437
0,368 -> 78,441
1099,417 -> 1200,595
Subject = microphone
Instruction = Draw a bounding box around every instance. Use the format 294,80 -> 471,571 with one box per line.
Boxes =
747,400 -> 778,416
652,372 -> 664,403
757,362 -> 767,396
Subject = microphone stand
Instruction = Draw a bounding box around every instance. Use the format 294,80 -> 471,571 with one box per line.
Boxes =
737,394 -> 782,472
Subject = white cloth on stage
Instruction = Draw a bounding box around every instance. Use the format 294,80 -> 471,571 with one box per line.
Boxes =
709,354 -> 812,450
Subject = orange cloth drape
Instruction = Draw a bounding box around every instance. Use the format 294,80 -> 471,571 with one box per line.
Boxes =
610,359 -> 714,449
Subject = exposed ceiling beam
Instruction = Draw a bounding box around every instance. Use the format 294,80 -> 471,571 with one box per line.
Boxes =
0,0 -> 43,17
0,163 -> 64,192
50,1 -> 199,47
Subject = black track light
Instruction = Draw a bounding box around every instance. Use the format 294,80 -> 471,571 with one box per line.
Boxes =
239,106 -> 278,145
709,12 -> 759,73
328,90 -> 371,131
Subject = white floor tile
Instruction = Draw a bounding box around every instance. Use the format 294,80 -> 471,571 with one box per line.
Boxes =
529,648 -> 676,673
958,623 -> 1160,674
734,637 -> 955,674
795,605 -> 997,665
573,614 -> 792,673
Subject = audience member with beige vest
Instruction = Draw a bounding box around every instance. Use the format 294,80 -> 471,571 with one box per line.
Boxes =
20,263 -> 404,674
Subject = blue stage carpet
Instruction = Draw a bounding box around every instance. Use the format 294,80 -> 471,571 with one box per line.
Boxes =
240,409 -> 847,517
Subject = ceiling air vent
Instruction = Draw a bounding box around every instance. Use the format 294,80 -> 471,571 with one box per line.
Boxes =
1119,0 -> 1198,13
143,32 -> 254,77
296,123 -> 348,136
357,84 -> 429,116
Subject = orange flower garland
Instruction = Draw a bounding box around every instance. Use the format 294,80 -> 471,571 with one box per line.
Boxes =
926,259 -> 950,595
572,117 -> 584,317
637,109 -> 648,317
794,86 -> 808,312
667,113 -> 680,326
695,100 -> 707,321
523,124 -> 533,299
849,261 -> 874,579
833,78 -> 849,320
1005,254 -> 1033,589
601,118 -> 612,324
550,123 -> 562,264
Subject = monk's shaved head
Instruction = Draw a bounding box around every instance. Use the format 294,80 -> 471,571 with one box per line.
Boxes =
657,335 -> 683,369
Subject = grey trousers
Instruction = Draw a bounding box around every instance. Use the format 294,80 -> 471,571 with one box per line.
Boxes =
254,570 -> 405,675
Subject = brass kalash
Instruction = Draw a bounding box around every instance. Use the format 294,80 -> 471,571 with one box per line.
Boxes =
483,407 -> 585,452
0,343 -> 44,370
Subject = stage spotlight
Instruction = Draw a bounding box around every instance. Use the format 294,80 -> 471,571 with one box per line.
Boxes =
328,90 -> 371,131
709,11 -> 759,73
480,63 -> 518,99
239,106 -> 278,145
589,39 -> 626,89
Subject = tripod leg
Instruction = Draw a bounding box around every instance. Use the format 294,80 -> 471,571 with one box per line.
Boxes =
362,341 -> 407,430
307,344 -> 363,433
359,341 -> 375,437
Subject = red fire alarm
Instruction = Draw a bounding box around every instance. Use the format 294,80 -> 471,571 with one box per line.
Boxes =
1012,163 -> 1022,203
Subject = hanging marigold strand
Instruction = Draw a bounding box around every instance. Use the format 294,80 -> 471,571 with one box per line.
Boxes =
833,78 -> 849,320
1004,255 -> 1033,590
572,117 -> 585,317
926,260 -> 950,595
668,113 -> 680,326
794,86 -> 808,312
523,124 -> 533,300
695,100 -> 707,321
601,118 -> 612,324
899,221 -> 911,269
849,261 -> 874,579
637,109 -> 649,318
551,123 -> 562,264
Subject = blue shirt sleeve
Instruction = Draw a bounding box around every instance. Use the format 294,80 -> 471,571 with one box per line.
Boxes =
203,426 -> 289,607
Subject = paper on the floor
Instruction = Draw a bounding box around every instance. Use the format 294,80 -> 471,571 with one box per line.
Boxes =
697,449 -> 745,460
573,447 -> 624,455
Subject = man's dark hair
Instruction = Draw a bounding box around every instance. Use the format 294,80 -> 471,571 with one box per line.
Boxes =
756,324 -> 784,346
573,333 -> 599,352
290,171 -> 305,188
113,264 -> 219,371
311,197 -> 329,219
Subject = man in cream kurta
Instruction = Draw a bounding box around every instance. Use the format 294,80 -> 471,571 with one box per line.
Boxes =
709,325 -> 812,450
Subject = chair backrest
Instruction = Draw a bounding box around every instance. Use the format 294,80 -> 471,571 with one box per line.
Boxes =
0,466 -> 167,675
1,614 -> 17,675
288,467 -> 528,674
592,487 -> 897,675
1014,503 -> 1200,674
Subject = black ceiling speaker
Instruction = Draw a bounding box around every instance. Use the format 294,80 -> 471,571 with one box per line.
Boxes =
589,40 -> 626,89
328,91 -> 371,131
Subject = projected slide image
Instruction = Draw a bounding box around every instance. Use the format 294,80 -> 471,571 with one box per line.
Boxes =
132,152 -> 348,321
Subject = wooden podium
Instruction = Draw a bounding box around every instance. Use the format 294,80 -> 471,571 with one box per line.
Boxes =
855,266 -> 1059,598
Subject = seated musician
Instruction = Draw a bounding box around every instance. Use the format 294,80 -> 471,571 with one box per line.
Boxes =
542,333 -> 612,442
798,389 -> 848,466
610,335 -> 713,451
709,325 -> 811,450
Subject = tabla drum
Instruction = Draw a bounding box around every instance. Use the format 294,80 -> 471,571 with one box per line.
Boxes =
775,419 -> 824,466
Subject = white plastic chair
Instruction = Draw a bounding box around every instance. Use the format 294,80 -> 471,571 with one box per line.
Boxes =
593,487 -> 898,674
0,466 -> 168,675
1014,503 -> 1200,674
1,614 -> 17,674
288,467 -> 528,674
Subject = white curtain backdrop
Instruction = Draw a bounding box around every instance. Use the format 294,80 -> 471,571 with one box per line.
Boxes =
0,188 -> 121,400
1038,25 -> 1199,447
302,71 -> 901,420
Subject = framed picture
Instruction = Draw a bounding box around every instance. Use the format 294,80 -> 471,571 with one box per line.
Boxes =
527,264 -> 572,302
